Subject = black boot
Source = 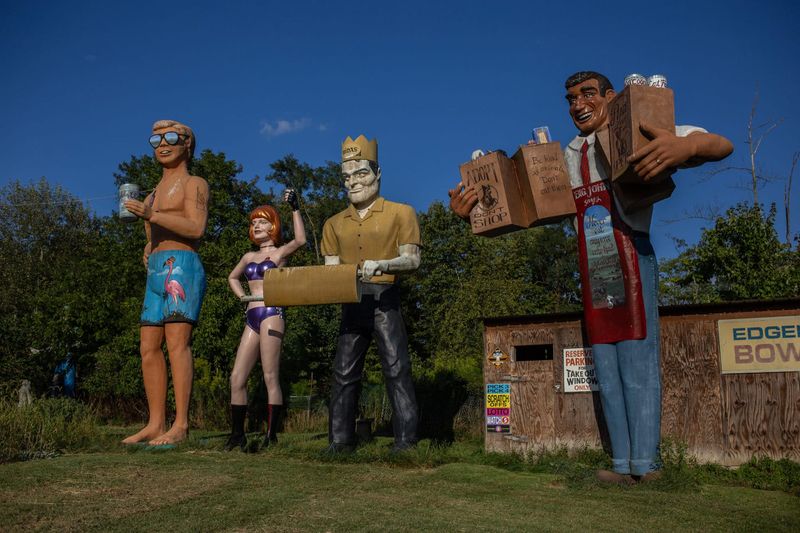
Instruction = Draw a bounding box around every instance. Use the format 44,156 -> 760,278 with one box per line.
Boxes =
224,404 -> 248,451
263,404 -> 284,448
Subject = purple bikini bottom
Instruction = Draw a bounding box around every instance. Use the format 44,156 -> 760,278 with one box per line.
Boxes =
246,306 -> 284,333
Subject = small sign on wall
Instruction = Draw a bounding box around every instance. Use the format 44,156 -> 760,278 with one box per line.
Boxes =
718,316 -> 800,374
486,383 -> 511,433
563,347 -> 599,392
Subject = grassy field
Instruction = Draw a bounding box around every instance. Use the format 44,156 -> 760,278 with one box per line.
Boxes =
1,429 -> 798,532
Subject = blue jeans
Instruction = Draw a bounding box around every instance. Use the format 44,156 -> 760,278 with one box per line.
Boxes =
592,235 -> 661,476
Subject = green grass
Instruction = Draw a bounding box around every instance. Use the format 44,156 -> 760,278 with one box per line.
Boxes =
1,429 -> 799,532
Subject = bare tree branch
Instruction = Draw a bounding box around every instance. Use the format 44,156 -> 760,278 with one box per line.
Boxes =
661,204 -> 722,224
786,151 -> 799,244
744,89 -> 783,204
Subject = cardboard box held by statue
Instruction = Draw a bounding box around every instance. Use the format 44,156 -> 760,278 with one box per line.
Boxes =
598,84 -> 677,213
458,141 -> 575,238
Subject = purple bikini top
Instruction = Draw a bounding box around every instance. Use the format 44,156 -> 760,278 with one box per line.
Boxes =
244,259 -> 278,281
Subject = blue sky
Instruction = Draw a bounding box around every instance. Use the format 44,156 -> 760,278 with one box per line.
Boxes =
1,0 -> 798,256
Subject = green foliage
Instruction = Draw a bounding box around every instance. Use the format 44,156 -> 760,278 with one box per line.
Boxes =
0,158 -> 584,428
191,357 -> 230,430
736,456 -> 800,496
0,179 -> 107,398
0,398 -> 102,462
661,203 -> 800,303
14,152 -> 797,440
261,155 -> 348,261
81,307 -> 146,420
654,437 -> 704,492
656,439 -> 800,495
405,203 -> 579,387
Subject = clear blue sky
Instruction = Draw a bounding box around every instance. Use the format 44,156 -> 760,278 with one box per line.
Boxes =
1,0 -> 798,256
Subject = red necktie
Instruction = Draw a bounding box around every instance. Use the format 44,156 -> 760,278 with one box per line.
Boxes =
580,140 -> 591,186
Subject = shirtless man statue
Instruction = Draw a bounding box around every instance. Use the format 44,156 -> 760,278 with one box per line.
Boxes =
122,119 -> 209,445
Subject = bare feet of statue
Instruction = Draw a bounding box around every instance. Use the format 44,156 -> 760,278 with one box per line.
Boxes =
122,424 -> 166,445
148,424 -> 189,445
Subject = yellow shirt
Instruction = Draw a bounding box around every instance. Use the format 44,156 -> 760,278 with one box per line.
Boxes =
321,197 -> 421,284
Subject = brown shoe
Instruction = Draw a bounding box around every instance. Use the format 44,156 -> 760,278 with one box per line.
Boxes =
596,469 -> 635,485
634,470 -> 662,483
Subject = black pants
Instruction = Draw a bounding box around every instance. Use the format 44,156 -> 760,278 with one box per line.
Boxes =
329,283 -> 418,445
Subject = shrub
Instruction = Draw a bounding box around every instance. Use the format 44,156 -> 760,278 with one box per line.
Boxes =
0,398 -> 102,462
191,358 -> 230,430
737,456 -> 800,495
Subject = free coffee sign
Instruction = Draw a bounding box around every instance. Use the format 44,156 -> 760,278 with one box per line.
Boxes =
718,316 -> 800,374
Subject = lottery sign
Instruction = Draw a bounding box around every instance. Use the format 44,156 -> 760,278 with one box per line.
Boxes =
486,383 -> 511,433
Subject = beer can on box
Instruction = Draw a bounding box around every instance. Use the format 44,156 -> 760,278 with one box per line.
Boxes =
647,74 -> 668,88
458,151 -> 530,237
511,142 -> 576,226
624,73 -> 647,86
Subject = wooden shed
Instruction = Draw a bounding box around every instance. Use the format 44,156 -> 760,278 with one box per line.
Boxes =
482,299 -> 800,465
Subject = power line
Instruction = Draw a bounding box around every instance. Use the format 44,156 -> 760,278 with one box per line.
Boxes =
1,189 -> 155,209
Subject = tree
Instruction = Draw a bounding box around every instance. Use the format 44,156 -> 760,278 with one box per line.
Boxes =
701,91 -> 798,243
0,179 -> 102,396
660,203 -> 799,304
405,203 -> 580,388
261,155 -> 348,261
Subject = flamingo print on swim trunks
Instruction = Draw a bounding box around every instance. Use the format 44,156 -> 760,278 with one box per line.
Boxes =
163,256 -> 186,305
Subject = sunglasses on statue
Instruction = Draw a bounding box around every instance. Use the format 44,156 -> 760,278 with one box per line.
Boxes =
148,132 -> 189,149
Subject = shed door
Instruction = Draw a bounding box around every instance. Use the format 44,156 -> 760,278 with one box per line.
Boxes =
507,354 -> 555,447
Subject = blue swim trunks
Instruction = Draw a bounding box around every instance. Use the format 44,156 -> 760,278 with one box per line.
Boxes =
140,249 -> 206,326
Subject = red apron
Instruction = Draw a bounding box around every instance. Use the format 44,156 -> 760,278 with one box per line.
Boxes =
573,180 -> 646,344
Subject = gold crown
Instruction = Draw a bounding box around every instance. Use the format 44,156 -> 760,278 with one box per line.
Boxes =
341,135 -> 378,163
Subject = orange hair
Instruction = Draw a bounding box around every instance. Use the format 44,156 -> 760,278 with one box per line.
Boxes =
248,205 -> 282,245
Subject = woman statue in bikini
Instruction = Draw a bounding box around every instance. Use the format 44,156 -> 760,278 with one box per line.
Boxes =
225,189 -> 306,450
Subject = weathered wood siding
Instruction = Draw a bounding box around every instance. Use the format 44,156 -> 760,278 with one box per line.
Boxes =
483,300 -> 800,465
659,316 -> 723,462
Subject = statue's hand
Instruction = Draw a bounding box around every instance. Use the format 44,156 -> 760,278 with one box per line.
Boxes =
628,121 -> 694,181
448,181 -> 477,220
283,188 -> 300,211
361,260 -> 385,281
124,199 -> 153,220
